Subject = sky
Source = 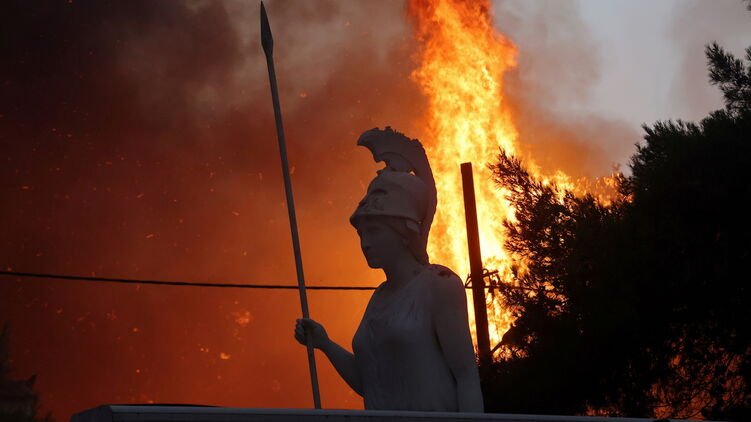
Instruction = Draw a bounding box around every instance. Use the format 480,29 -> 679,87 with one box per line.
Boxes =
496,0 -> 751,131
575,0 -> 751,125
1,1 -> 749,421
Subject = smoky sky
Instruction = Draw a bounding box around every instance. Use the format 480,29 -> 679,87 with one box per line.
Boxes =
1,1 -> 423,419
2,0 -> 742,420
668,0 -> 751,122
492,0 -> 639,178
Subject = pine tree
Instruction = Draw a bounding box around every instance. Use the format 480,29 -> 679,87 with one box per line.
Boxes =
484,39 -> 751,420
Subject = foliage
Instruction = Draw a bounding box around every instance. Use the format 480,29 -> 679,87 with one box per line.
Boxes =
484,42 -> 751,420
706,42 -> 751,117
0,325 -> 53,422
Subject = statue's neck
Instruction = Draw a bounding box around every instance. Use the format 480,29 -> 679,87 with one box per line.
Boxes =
382,257 -> 425,288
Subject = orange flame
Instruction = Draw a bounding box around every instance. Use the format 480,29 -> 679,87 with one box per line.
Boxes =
408,0 -> 613,354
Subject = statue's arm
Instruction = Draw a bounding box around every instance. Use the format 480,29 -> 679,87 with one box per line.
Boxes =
432,275 -> 484,413
295,318 -> 362,396
319,339 -> 363,396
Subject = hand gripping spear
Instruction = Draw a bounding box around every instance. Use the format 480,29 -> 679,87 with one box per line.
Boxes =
260,2 -> 322,409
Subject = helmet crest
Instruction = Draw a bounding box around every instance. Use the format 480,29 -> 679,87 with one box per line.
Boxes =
350,127 -> 437,263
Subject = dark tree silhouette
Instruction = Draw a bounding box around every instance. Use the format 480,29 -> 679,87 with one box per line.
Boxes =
483,41 -> 751,420
706,42 -> 751,117
0,324 -> 53,422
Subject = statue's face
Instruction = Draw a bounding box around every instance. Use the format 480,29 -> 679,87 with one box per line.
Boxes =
356,217 -> 407,269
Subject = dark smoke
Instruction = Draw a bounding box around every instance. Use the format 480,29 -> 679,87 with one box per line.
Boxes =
0,1 -> 423,419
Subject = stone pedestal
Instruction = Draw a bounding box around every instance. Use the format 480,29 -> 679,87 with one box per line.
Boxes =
70,405 -> 697,422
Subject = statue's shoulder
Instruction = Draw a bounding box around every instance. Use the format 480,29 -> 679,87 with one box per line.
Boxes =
423,264 -> 463,288
422,265 -> 467,307
425,263 -> 459,278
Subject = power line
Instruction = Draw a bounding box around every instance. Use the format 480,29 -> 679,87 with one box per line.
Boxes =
0,270 -> 376,290
0,269 -> 538,292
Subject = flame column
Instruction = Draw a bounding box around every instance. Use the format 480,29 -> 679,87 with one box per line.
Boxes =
461,162 -> 492,370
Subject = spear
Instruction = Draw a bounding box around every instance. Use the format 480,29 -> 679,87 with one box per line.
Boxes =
260,1 -> 322,409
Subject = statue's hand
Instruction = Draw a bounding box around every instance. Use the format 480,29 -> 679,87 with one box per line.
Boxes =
294,318 -> 330,349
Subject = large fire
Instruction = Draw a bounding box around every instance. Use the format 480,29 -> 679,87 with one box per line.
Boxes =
407,0 -> 613,354
0,2 -> 631,419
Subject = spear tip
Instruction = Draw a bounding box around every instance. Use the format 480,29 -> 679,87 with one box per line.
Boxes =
260,1 -> 273,57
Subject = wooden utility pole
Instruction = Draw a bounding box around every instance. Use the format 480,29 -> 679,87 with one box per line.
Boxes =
461,162 -> 492,370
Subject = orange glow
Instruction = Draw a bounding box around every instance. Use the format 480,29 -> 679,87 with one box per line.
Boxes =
407,0 -> 616,353
0,3 -> 628,420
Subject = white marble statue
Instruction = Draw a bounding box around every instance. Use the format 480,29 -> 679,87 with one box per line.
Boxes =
294,127 -> 483,412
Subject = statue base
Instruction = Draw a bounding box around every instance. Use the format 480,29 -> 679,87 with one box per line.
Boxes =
70,405 -> 704,422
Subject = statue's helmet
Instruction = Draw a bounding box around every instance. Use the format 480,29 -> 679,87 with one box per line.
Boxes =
349,169 -> 428,232
349,127 -> 437,264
